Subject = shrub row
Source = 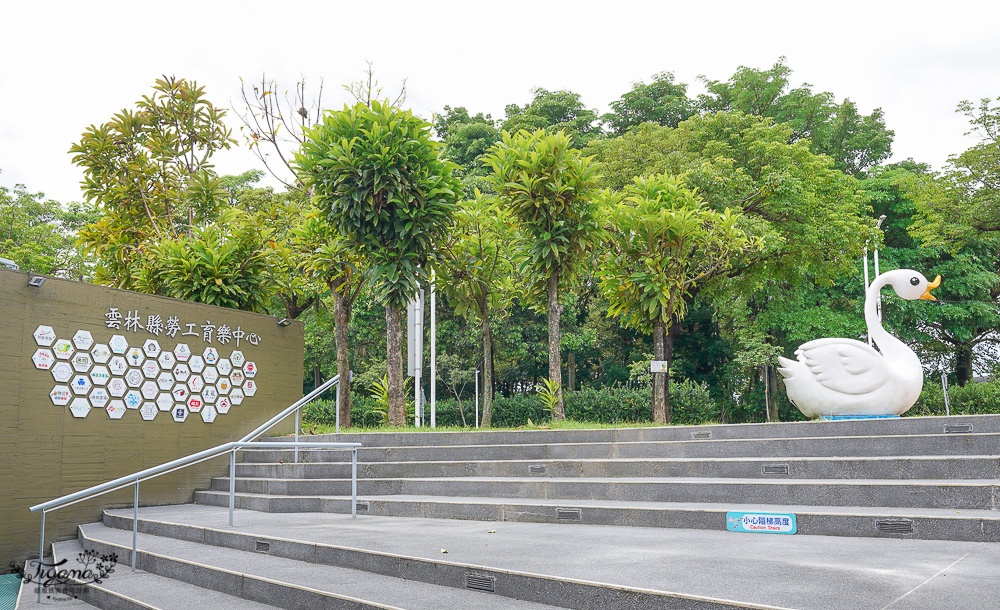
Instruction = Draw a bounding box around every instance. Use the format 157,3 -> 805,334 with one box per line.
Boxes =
909,380 -> 1000,417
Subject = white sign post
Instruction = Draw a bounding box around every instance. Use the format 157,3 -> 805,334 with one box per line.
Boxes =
650,361 -> 669,373
407,288 -> 424,427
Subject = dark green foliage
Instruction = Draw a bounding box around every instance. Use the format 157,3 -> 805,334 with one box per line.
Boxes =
502,89 -> 601,149
603,72 -> 695,135
911,381 -> 1000,416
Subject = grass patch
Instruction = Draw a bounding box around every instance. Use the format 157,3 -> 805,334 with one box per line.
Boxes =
297,418 -> 699,435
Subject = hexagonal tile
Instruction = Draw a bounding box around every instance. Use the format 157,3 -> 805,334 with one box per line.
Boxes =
200,404 -> 217,423
188,375 -> 204,394
69,397 -> 91,418
106,400 -> 127,420
51,362 -> 74,383
108,356 -> 128,376
89,388 -> 110,409
53,339 -> 74,360
109,335 -> 129,354
157,351 -> 176,369
243,379 -> 257,397
156,371 -> 175,391
188,355 -> 205,374
50,385 -> 72,406
124,369 -> 144,388
186,394 -> 203,413
72,352 -> 93,373
171,385 -> 189,403
215,396 -> 232,414
173,343 -> 192,361
217,378 -> 232,395
203,347 -> 220,365
202,386 -> 219,404
216,358 -> 232,376
170,405 -> 189,422
173,363 -> 191,383
90,343 -> 112,364
141,380 -> 159,400
124,390 -> 143,409
142,359 -> 160,379
33,325 -> 57,346
32,348 -> 55,370
89,365 -> 111,386
143,339 -> 161,358
203,367 -> 219,385
139,402 -> 158,420
229,387 -> 245,405
72,330 -> 94,351
244,362 -> 257,378
155,393 -> 174,411
229,350 -> 245,367
230,370 -> 245,386
125,347 -> 145,368
71,375 -> 93,396
108,377 -> 128,398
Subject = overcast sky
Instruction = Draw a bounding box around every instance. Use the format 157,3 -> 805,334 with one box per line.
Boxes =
2,0 -> 999,204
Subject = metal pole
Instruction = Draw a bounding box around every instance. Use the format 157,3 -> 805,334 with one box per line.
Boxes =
431,271 -> 436,428
335,378 -> 341,434
351,448 -> 357,519
294,409 -> 300,464
475,368 -> 480,429
874,215 -> 886,323
37,511 -> 45,602
132,481 -> 138,572
228,449 -> 236,527
942,372 -> 951,416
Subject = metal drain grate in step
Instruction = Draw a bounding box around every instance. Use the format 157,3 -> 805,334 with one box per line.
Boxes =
465,574 -> 496,593
876,519 -> 914,534
255,541 -> 270,553
944,424 -> 973,433
762,464 -> 790,475
557,508 -> 583,521
691,431 -> 712,440
529,465 -> 547,475
355,501 -> 370,512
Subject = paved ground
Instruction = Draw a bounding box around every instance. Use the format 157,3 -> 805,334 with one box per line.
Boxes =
108,504 -> 1000,610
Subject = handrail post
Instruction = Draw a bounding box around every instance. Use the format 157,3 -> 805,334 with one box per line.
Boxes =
229,449 -> 236,527
351,448 -> 357,519
336,380 -> 341,434
132,480 -> 139,572
294,409 -> 300,464
37,510 -> 45,602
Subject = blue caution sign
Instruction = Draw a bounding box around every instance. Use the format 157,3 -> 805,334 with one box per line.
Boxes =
727,511 -> 797,534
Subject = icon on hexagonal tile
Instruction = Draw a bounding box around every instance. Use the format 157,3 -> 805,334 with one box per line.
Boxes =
216,359 -> 232,376
186,395 -> 203,413
230,370 -> 245,386
203,367 -> 219,385
216,396 -> 232,414
72,352 -> 93,373
217,378 -> 231,395
72,330 -> 95,351
200,404 -> 217,423
89,365 -> 111,386
141,380 -> 159,400
171,385 -> 188,402
71,375 -> 93,396
125,347 -> 144,367
50,385 -> 73,406
157,351 -> 176,369
142,360 -> 160,379
33,325 -> 57,346
140,402 -> 158,421
171,405 -> 189,423
108,356 -> 128,376
202,386 -> 219,404
109,335 -> 129,354
156,393 -> 174,411
173,343 -> 192,361
90,343 -> 112,363
188,355 -> 205,374
32,348 -> 55,370
143,339 -> 161,358
124,390 -> 143,409
229,388 -> 245,405
173,363 -> 191,383
69,397 -> 92,418
156,371 -> 175,391
53,339 -> 74,360
244,362 -> 257,378
125,369 -> 144,388
51,362 -> 74,383
89,388 -> 111,410
106,400 -> 127,420
229,350 -> 245,367
243,380 -> 257,397
188,375 -> 204,394
108,378 -> 128,398
203,347 -> 219,364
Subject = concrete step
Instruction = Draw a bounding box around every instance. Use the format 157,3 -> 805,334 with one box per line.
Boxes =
192,491 -> 1000,542
206,475 -> 1000,511
235,455 -> 1000,480
241,432 -> 1000,463
284,414 -> 1000,447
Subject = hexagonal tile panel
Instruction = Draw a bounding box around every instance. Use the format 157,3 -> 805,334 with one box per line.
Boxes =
203,347 -> 220,365
50,385 -> 72,406
109,335 -> 129,354
230,370 -> 245,387
72,330 -> 94,351
69,397 -> 91,418
217,378 -> 232,395
229,350 -> 245,367
215,396 -> 232,414
173,363 -> 191,383
243,379 -> 257,397
173,343 -> 192,361
186,394 -> 203,413
155,393 -> 174,412
106,400 -> 127,420
188,355 -> 205,374
141,380 -> 159,400
53,339 -> 74,360
143,339 -> 161,358
200,404 -> 217,423
229,387 -> 245,405
108,378 -> 128,398
188,375 -> 204,394
32,348 -> 55,370
125,369 -> 144,388
108,356 -> 128,376
124,390 -> 143,409
72,352 -> 93,373
203,367 -> 219,385
89,365 -> 111,386
156,371 -> 175,391
33,325 -> 57,346
157,351 -> 176,369
51,362 -> 74,383
171,385 -> 189,403
171,405 -> 189,422
216,359 -> 232,376
125,347 -> 145,368
243,362 -> 257,378
89,388 -> 110,410
139,402 -> 158,421
202,386 -> 219,405
90,343 -> 112,364
71,375 -> 93,396
142,360 -> 160,379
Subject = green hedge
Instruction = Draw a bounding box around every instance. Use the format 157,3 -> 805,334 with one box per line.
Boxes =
909,380 -> 1000,416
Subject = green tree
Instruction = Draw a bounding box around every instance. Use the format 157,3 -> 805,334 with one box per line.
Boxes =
603,72 -> 695,135
295,101 -> 461,425
502,89 -> 601,149
484,129 -> 603,419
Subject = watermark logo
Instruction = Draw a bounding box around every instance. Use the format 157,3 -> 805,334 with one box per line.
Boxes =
21,549 -> 118,601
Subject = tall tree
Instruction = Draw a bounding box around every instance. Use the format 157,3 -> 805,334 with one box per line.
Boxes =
502,89 -> 601,149
484,130 -> 603,419
603,72 -> 695,135
296,101 -> 461,425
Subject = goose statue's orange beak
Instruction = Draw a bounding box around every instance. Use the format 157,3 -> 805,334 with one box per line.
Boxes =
920,275 -> 942,300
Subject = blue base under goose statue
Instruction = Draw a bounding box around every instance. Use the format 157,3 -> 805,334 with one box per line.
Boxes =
777,269 -> 941,419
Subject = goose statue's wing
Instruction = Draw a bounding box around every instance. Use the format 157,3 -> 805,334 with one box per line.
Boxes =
795,338 -> 891,395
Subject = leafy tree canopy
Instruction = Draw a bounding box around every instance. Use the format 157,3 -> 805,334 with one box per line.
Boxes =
603,71 -> 696,135
502,89 -> 601,149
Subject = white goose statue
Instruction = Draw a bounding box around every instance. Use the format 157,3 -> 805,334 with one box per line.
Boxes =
777,269 -> 941,418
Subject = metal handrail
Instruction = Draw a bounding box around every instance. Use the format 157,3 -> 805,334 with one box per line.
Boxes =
28,375 -> 355,601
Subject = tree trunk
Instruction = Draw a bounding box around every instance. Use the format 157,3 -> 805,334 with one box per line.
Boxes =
652,320 -> 666,424
567,352 -> 576,393
956,346 -> 973,387
385,305 -> 405,425
481,309 -> 494,428
333,287 -> 352,427
765,365 -> 779,422
546,270 -> 564,419
664,321 -> 678,424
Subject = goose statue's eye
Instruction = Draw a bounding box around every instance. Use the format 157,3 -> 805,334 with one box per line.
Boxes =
910,277 -> 920,286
